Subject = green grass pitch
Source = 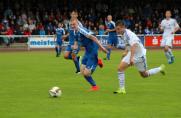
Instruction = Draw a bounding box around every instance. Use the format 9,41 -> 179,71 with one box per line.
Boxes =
0,50 -> 181,118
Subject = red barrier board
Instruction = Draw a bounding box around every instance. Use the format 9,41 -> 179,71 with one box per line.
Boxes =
145,35 -> 181,47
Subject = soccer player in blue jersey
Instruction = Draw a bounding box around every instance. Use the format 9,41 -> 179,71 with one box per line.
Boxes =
70,19 -> 108,91
64,10 -> 82,73
104,15 -> 118,60
54,22 -> 65,57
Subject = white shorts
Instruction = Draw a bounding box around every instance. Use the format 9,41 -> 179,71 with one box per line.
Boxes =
161,36 -> 173,47
122,52 -> 147,72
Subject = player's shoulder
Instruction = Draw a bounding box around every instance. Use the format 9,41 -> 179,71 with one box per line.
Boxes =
78,20 -> 83,27
125,29 -> 137,38
170,18 -> 177,22
110,21 -> 115,26
161,19 -> 166,23
125,29 -> 133,34
78,26 -> 93,36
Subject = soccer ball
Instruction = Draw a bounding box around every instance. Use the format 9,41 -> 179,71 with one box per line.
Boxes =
49,86 -> 62,97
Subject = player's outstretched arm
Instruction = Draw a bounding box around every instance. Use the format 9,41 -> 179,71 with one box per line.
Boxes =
87,35 -> 108,53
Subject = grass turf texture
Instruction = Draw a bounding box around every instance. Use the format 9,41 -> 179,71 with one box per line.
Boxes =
0,50 -> 181,118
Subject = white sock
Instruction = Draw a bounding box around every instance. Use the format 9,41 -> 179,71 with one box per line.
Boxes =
147,67 -> 161,76
164,51 -> 171,61
168,48 -> 174,57
118,71 -> 125,89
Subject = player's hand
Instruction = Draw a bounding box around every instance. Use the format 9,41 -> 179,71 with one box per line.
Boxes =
130,58 -> 134,66
102,47 -> 109,54
106,29 -> 111,32
122,52 -> 127,59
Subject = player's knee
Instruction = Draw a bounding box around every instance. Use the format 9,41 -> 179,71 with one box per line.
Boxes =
118,67 -> 124,72
64,54 -> 68,59
118,65 -> 125,72
71,54 -> 76,60
140,72 -> 148,78
80,68 -> 84,74
83,71 -> 91,77
164,46 -> 169,52
83,69 -> 91,77
64,53 -> 69,59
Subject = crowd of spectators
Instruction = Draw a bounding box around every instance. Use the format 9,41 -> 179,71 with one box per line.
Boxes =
0,0 -> 180,40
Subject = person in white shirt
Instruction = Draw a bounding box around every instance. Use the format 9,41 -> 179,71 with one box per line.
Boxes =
114,20 -> 166,94
160,10 -> 180,64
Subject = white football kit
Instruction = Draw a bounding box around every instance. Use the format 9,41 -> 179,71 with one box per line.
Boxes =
160,18 -> 179,47
121,29 -> 147,72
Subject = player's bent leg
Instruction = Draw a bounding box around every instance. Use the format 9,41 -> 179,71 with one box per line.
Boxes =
167,47 -> 175,64
104,44 -> 112,60
114,61 -> 129,94
71,53 -> 80,73
80,64 -> 86,74
58,46 -> 62,56
140,64 -> 166,78
55,45 -> 59,57
164,45 -> 173,64
64,51 -> 72,59
139,71 -> 149,78
82,68 -> 99,91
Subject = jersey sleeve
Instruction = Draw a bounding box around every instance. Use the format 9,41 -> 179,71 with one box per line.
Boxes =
174,19 -> 180,28
62,29 -> 65,35
129,37 -> 139,46
111,21 -> 116,28
125,31 -> 139,46
160,20 -> 164,30
78,26 -> 92,37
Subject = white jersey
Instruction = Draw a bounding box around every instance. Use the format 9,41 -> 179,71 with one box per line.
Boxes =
123,29 -> 146,58
160,18 -> 179,38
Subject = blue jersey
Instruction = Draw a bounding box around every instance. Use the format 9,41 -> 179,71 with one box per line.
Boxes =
75,26 -> 98,53
56,28 -> 65,41
68,21 -> 83,45
107,21 -> 117,36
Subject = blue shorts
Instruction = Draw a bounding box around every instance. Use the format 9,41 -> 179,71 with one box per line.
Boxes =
82,52 -> 98,73
65,45 -> 80,54
107,35 -> 118,46
56,40 -> 62,46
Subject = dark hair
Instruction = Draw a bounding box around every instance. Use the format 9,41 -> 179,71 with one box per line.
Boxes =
115,20 -> 125,26
71,9 -> 78,14
165,10 -> 172,13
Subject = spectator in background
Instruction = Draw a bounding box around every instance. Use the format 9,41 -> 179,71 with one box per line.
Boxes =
23,28 -> 31,36
28,19 -> 36,33
0,26 -> 14,46
138,25 -> 143,34
92,27 -> 98,35
0,0 -> 180,37
98,24 -> 105,35
39,27 -> 46,35
144,26 -> 151,35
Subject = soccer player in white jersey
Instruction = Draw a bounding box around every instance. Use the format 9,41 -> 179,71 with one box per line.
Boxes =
114,20 -> 166,94
160,10 -> 180,64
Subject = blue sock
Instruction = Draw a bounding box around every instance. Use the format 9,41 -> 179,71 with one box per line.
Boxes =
58,47 -> 62,55
68,53 -> 72,59
55,47 -> 58,55
73,56 -> 80,72
107,48 -> 111,60
84,76 -> 96,86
